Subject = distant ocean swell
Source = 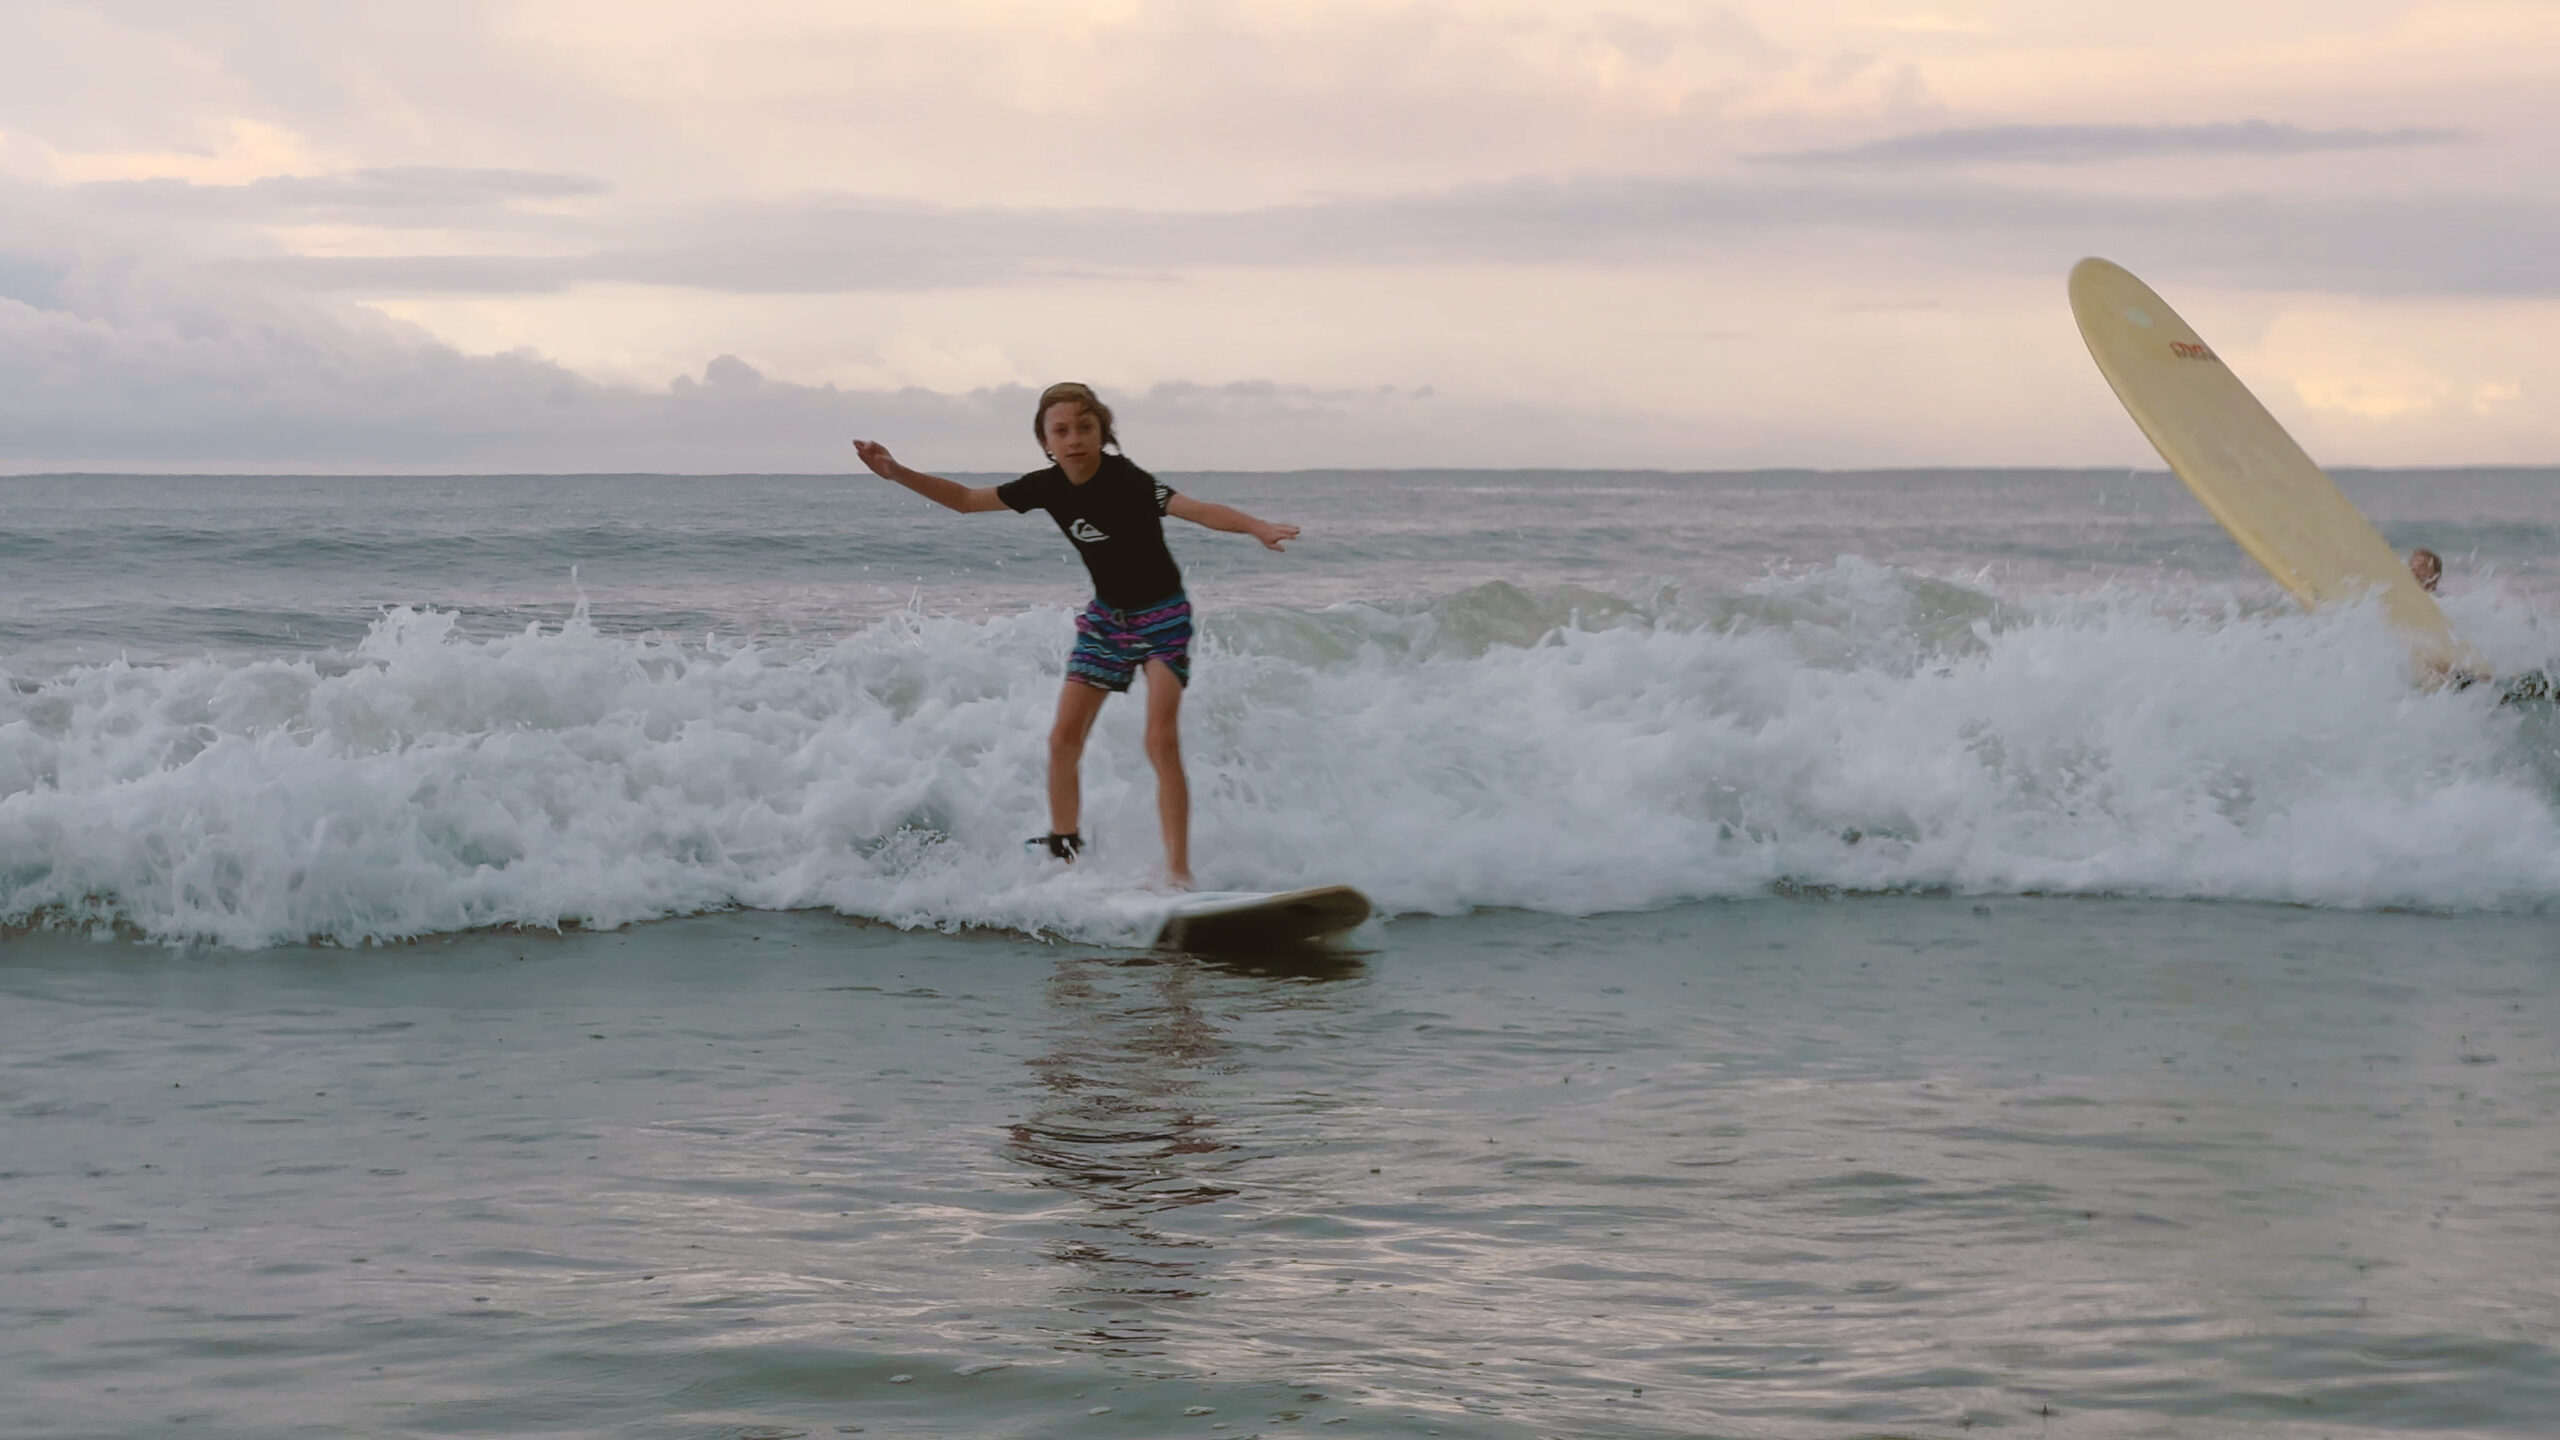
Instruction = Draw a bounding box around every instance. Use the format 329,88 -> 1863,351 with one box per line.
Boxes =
6,568 -> 2560,948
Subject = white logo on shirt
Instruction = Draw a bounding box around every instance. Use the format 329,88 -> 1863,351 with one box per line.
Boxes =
1069,519 -> 1109,543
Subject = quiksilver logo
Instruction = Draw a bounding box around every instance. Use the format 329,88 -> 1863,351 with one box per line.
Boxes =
1069,519 -> 1109,543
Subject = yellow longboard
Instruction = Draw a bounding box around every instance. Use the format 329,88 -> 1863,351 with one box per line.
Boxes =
2067,257 -> 2474,677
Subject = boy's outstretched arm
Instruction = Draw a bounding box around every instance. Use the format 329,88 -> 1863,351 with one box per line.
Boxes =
1167,493 -> 1299,551
852,439 -> 1007,513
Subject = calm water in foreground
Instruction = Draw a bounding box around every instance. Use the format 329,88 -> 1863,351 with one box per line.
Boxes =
6,900 -> 2555,1438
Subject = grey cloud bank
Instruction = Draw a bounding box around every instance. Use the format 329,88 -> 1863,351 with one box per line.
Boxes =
187,176 -> 2560,302
5,124 -> 2550,471
1759,120 -> 2472,167
0,224 -> 1522,471
85,166 -> 610,221
0,327 -> 1471,474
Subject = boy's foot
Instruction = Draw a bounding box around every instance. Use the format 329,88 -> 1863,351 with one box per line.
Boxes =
1027,832 -> 1083,862
1166,870 -> 1194,891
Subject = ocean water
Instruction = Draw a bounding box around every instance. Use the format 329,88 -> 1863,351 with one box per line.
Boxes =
3,467 -> 2558,1437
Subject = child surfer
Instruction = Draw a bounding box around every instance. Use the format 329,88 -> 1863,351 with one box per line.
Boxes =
852,382 -> 1299,889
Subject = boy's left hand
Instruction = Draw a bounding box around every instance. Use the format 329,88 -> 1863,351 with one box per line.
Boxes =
1255,521 -> 1300,552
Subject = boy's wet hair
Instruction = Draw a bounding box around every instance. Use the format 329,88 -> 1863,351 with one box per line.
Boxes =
1034,381 -> 1118,452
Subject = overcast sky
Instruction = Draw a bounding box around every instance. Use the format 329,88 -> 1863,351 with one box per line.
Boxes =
3,0 -> 2554,471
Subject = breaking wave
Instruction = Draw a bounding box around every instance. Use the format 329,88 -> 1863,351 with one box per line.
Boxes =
7,564 -> 2560,947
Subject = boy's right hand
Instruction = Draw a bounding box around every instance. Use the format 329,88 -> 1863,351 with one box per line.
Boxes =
852,439 -> 899,478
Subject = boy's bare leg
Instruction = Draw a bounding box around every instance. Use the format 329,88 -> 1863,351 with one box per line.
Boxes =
1141,659 -> 1191,888
1047,680 -> 1108,838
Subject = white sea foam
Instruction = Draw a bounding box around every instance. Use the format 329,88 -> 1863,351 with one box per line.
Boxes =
5,571 -> 2558,947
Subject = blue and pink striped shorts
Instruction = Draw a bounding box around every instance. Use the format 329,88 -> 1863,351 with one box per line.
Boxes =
1068,593 -> 1191,692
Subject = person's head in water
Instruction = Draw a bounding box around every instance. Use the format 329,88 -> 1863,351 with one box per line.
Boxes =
1034,382 -> 1116,468
2408,547 -> 2443,593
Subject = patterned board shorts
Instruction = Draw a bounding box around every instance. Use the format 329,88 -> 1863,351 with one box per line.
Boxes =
1068,593 -> 1192,693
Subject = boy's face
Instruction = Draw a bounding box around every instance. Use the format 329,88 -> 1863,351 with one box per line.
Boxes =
1042,403 -> 1103,466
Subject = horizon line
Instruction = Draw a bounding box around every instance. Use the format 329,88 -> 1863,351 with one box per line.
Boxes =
9,463 -> 2560,481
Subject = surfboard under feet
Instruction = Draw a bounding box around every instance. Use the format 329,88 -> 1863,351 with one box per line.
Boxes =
1154,885 -> 1372,952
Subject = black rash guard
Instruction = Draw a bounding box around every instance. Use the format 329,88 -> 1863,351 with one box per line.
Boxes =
997,453 -> 1183,609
